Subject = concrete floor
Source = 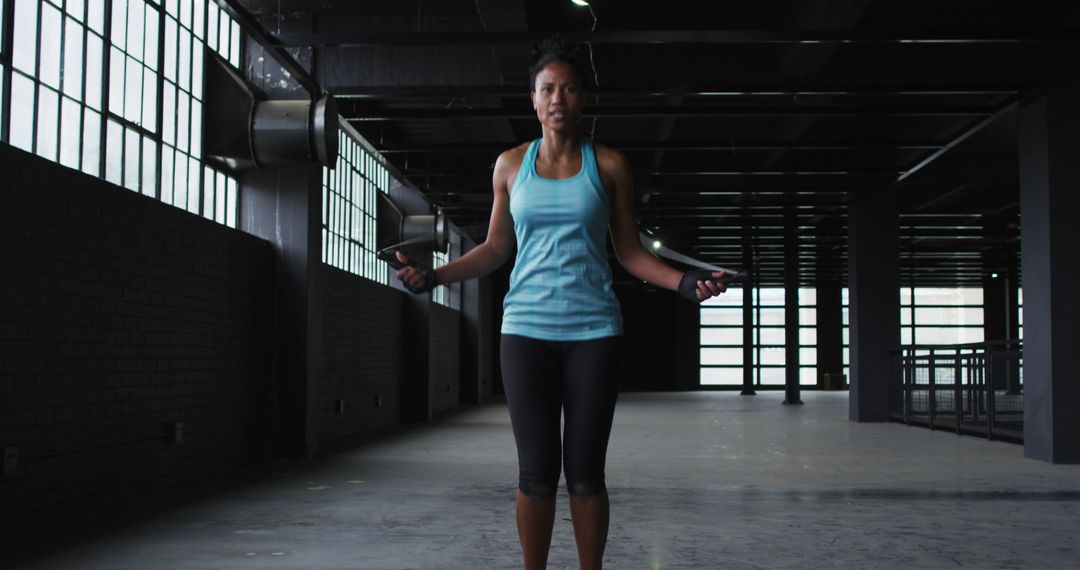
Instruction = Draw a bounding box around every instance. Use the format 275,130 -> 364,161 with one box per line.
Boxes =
10,391 -> 1080,569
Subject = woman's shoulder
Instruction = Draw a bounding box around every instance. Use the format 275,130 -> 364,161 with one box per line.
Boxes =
492,141 -> 535,190
497,141 -> 533,166
591,142 -> 630,174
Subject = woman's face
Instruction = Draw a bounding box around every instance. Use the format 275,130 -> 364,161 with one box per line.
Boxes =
531,61 -> 585,133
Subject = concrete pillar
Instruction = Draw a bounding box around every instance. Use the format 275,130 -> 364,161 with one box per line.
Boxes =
1018,79 -> 1080,463
816,283 -> 844,387
846,188 -> 899,422
240,164 -> 324,460
783,208 -> 802,404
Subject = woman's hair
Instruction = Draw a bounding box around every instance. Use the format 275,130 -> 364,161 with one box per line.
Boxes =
528,36 -> 591,92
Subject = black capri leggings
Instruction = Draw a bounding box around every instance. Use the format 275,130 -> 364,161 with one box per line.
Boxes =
500,333 -> 622,498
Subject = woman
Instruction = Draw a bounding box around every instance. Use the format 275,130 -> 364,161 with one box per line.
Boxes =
394,40 -> 728,570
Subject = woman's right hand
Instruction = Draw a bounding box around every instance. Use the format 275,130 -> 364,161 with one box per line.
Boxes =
394,250 -> 437,294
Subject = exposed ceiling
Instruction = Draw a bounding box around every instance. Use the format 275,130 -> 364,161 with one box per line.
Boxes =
235,0 -> 1080,287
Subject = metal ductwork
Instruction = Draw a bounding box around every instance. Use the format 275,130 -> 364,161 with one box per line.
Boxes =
252,96 -> 339,167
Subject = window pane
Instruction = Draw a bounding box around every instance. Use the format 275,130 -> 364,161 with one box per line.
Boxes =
756,308 -> 784,326
164,16 -> 176,81
798,288 -> 816,306
36,86 -> 60,160
124,127 -> 139,190
172,148 -> 187,206
205,0 -> 217,50
84,32 -> 104,109
162,81 -> 176,144
701,308 -> 741,326
178,27 -> 190,92
703,286 -> 743,306
10,72 -> 36,152
798,308 -> 816,326
229,20 -> 239,65
110,0 -> 126,50
758,367 -> 785,385
39,3 -> 63,89
142,67 -> 157,131
800,367 -> 817,386
144,7 -> 159,71
215,171 -> 225,224
700,368 -> 743,386
914,307 -> 983,326
179,0 -> 191,28
124,56 -> 141,122
758,327 -> 785,345
226,177 -> 237,228
700,328 -> 744,346
160,145 -> 174,204
105,119 -> 123,184
191,40 -> 203,98
88,0 -> 105,33
187,155 -> 200,213
193,0 -> 204,38
126,0 -> 144,62
701,348 -> 742,366
108,47 -> 124,113
913,287 -> 983,306
81,108 -> 101,176
59,97 -> 82,168
799,327 -> 816,346
202,166 -> 214,217
800,347 -> 817,366
63,18 -> 84,98
13,0 -> 39,74
142,137 -> 157,197
189,98 -> 201,157
758,347 -> 785,366
176,93 -> 189,152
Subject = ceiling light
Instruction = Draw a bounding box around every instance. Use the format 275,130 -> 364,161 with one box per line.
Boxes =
653,240 -> 662,250
991,273 -> 999,279
571,0 -> 590,6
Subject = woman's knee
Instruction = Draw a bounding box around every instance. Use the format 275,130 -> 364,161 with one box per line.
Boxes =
519,470 -> 560,499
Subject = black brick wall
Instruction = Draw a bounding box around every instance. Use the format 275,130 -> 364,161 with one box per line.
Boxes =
430,303 -> 461,414
320,266 -> 407,440
0,144 -> 275,536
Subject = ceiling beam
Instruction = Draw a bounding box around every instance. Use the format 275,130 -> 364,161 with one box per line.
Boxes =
327,83 -> 1026,99
344,105 -> 995,121
273,30 -> 1080,47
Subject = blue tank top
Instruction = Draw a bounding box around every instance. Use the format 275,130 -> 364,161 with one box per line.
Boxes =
501,138 -> 624,341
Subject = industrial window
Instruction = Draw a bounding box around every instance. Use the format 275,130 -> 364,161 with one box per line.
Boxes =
699,286 -> 744,386
432,249 -> 449,306
797,288 -> 816,386
902,287 -> 984,346
1017,288 -> 1023,341
2,0 -> 240,228
753,287 -> 786,386
699,286 -> 788,387
321,124 -> 388,284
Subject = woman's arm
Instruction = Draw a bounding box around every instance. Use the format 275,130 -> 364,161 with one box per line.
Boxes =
601,146 -> 726,301
395,148 -> 520,291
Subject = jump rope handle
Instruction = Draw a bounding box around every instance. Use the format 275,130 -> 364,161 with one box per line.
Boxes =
377,249 -> 435,294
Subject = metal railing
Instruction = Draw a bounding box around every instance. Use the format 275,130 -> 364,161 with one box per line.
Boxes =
889,340 -> 1023,442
